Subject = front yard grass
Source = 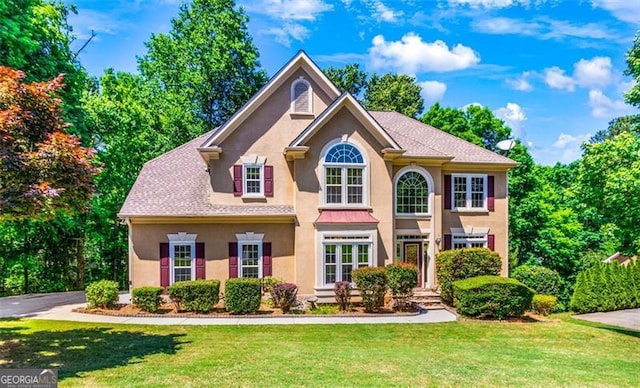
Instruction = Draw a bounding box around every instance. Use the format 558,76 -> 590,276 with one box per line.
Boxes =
0,315 -> 638,387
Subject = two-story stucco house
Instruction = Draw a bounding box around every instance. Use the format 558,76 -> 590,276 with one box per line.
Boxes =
119,51 -> 516,299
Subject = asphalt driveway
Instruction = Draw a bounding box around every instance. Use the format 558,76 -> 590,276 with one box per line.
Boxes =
573,309 -> 640,331
0,291 -> 87,318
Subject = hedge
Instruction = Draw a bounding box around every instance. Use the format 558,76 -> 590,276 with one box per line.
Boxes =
352,267 -> 387,313
86,280 -> 119,309
511,265 -> 561,296
532,294 -> 557,316
386,263 -> 418,310
453,275 -> 534,319
168,280 -> 220,313
570,262 -> 640,313
132,286 -> 164,313
436,248 -> 502,305
225,278 -> 262,314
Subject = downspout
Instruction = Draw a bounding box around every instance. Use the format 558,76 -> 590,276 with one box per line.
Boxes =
125,217 -> 133,292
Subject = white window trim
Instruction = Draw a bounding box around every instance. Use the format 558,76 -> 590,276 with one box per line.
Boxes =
290,77 -> 312,114
319,139 -> 369,207
236,232 -> 264,279
452,233 -> 488,249
240,155 -> 267,198
315,230 -> 375,288
394,166 -> 434,217
167,233 -> 197,285
451,173 -> 488,212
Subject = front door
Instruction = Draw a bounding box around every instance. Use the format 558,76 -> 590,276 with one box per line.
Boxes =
403,242 -> 423,287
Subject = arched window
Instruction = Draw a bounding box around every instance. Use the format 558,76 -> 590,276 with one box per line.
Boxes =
323,143 -> 366,205
395,170 -> 430,215
291,78 -> 312,113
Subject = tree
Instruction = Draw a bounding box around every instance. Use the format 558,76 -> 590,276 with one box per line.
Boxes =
624,31 -> 640,106
0,67 -> 98,221
364,73 -> 424,118
138,0 -> 267,134
324,63 -> 368,96
589,115 -> 640,144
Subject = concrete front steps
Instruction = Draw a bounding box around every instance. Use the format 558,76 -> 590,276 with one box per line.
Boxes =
410,288 -> 447,311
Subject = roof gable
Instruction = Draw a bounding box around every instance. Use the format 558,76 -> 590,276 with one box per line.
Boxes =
201,50 -> 340,148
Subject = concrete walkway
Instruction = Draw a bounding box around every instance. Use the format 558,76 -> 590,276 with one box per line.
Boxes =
18,293 -> 458,325
573,309 -> 640,331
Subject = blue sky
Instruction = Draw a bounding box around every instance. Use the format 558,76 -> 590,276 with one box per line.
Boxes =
65,0 -> 640,165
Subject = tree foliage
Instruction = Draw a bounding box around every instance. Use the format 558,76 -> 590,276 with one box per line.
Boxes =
624,31 -> 640,106
324,63 -> 368,96
364,73 -> 424,118
0,67 -> 98,221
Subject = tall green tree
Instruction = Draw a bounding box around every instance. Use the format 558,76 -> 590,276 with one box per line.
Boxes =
324,63 -> 368,96
624,31 -> 640,106
138,0 -> 267,136
364,73 -> 424,118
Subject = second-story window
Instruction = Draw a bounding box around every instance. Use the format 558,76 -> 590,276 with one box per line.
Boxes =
323,143 -> 366,206
452,174 -> 487,211
233,156 -> 273,198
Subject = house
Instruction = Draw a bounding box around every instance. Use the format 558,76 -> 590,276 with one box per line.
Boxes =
118,51 -> 516,299
603,252 -> 638,266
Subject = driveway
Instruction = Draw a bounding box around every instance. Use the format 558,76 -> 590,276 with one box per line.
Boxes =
0,291 -> 87,318
573,309 -> 640,331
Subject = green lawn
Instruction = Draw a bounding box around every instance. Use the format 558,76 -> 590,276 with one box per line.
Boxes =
1,316 -> 638,387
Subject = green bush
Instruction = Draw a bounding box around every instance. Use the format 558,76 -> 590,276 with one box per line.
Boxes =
273,283 -> 298,313
352,267 -> 387,313
132,286 -> 164,313
511,265 -> 561,296
532,294 -> 557,316
262,276 -> 284,296
436,248 -> 502,305
386,263 -> 418,310
570,263 -> 640,313
453,275 -> 534,319
334,281 -> 352,312
168,280 -> 220,313
225,278 -> 262,314
85,280 -> 119,309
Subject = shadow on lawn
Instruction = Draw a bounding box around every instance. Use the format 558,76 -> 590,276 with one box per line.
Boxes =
0,320 -> 186,380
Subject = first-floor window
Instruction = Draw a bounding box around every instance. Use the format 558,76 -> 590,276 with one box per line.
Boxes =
323,236 -> 372,285
172,243 -> 194,283
240,242 -> 261,278
452,234 -> 487,249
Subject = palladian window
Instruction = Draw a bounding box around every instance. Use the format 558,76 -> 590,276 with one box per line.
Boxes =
323,143 -> 366,206
396,171 -> 430,215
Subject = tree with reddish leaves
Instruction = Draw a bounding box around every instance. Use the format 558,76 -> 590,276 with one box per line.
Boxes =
0,67 -> 98,221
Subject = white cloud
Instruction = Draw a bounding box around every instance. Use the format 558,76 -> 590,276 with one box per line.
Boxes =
368,33 -> 480,74
573,57 -> 612,88
617,79 -> 637,94
552,132 -> 592,164
495,103 -> 527,138
588,89 -> 636,119
68,10 -> 120,41
447,0 -> 529,8
591,0 -> 640,24
544,67 -> 575,91
472,17 -> 541,35
265,23 -> 310,47
369,1 -> 403,22
257,0 -> 333,21
419,81 -> 447,104
506,72 -> 533,91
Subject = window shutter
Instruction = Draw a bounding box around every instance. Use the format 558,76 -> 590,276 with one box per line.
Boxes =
488,234 -> 495,251
228,242 -> 238,278
160,243 -> 170,288
294,82 -> 309,112
195,242 -> 205,280
264,165 -> 274,197
233,165 -> 243,196
444,175 -> 452,210
443,234 -> 452,250
262,242 -> 272,277
487,175 -> 495,212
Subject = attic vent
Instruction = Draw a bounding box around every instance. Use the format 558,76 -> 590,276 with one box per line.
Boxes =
291,78 -> 312,113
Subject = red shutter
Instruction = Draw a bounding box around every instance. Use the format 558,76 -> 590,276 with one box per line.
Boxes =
488,234 -> 495,251
444,175 -> 452,210
228,242 -> 238,278
195,242 -> 205,280
487,175 -> 495,212
160,243 -> 170,288
444,234 -> 452,250
264,165 -> 274,197
262,242 -> 272,277
233,165 -> 243,196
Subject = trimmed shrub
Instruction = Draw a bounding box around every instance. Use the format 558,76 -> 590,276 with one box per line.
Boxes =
334,281 -> 352,312
436,248 -> 502,305
571,263 -> 640,313
132,286 -> 164,313
168,280 -> 220,313
532,294 -> 557,316
225,278 -> 262,314
85,280 -> 119,309
352,267 -> 387,313
511,265 -> 561,296
453,275 -> 534,319
386,263 -> 418,310
273,283 -> 298,313
262,276 -> 284,296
